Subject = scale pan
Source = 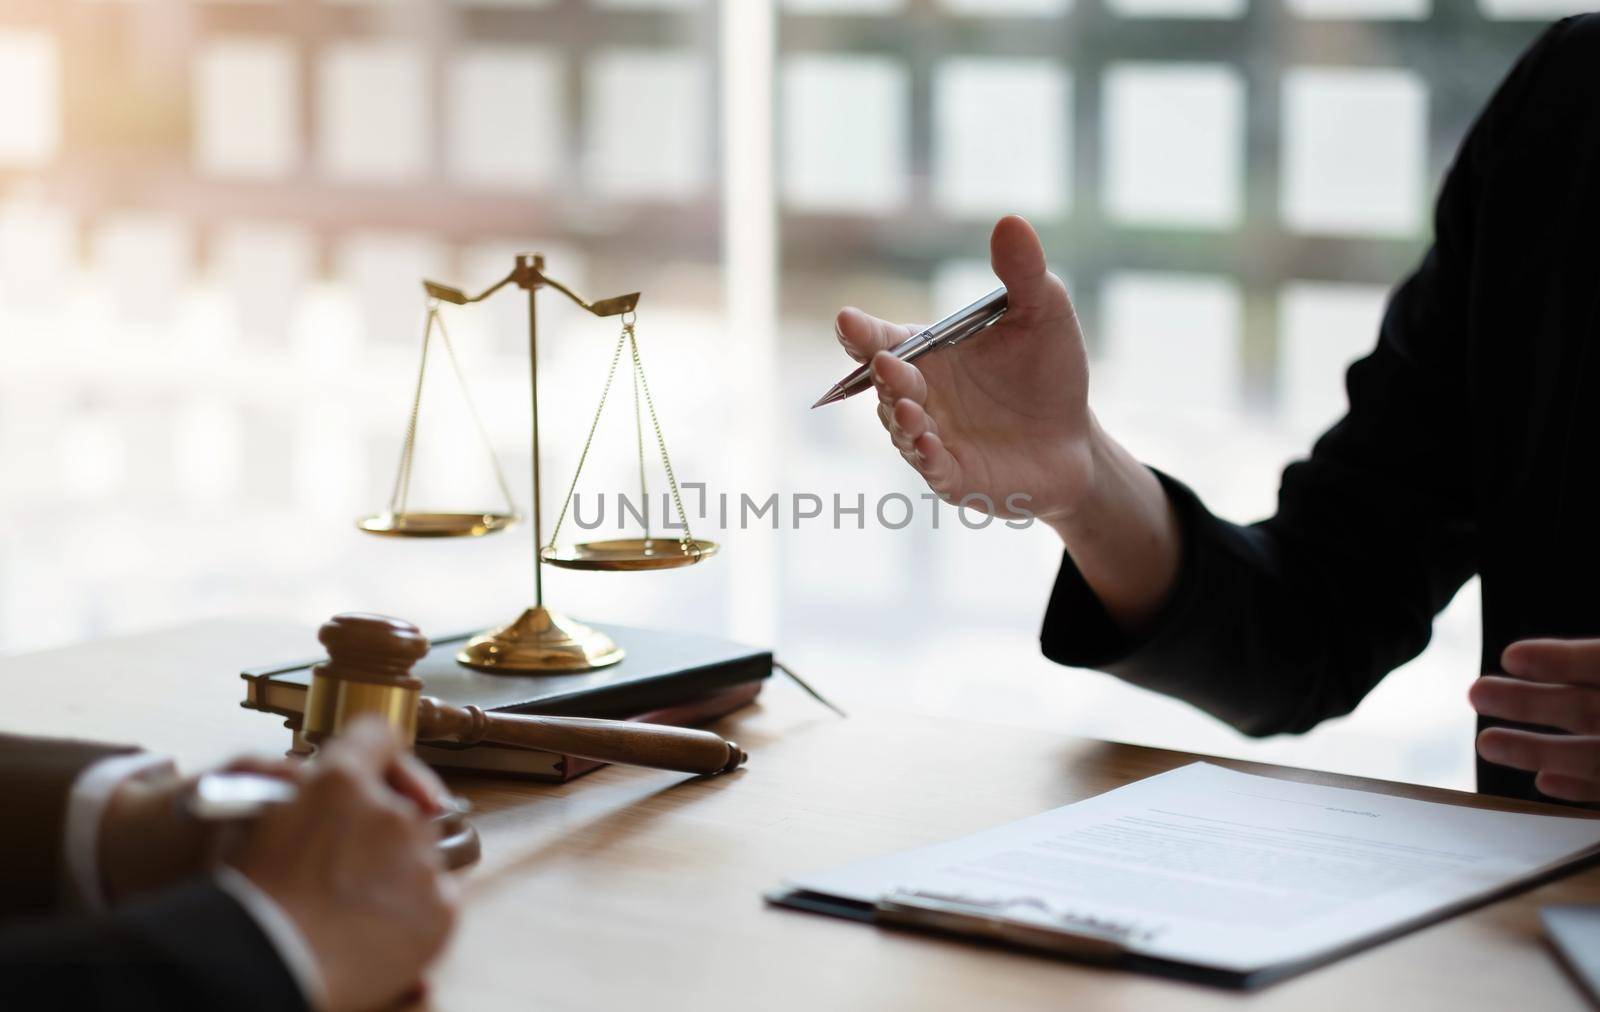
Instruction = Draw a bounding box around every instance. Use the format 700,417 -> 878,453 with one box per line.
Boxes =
540,538 -> 718,571
357,512 -> 518,538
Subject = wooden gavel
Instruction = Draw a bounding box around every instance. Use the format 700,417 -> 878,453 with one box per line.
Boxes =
302,613 -> 747,776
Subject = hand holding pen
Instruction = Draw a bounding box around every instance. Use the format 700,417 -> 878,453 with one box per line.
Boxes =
812,286 -> 1010,408
825,214 -> 1183,633
823,215 -> 1096,528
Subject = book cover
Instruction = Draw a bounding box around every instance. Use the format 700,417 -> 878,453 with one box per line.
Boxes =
243,621 -> 771,720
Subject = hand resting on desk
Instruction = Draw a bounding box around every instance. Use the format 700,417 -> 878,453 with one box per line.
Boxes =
1472,639 -> 1600,803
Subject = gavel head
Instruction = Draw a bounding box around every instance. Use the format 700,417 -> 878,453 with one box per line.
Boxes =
302,613 -> 430,745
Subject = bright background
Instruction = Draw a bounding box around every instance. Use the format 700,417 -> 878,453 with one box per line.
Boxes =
0,0 -> 1589,789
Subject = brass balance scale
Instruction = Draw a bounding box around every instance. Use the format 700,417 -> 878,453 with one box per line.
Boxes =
357,253 -> 717,673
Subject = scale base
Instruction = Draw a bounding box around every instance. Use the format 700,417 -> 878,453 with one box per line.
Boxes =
456,606 -> 625,673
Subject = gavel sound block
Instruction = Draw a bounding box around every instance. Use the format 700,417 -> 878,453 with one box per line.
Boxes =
302,613 -> 748,776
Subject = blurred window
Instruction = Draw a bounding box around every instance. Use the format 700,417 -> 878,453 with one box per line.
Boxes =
1103,64 -> 1244,229
318,42 -> 431,184
0,31 -> 59,168
1100,272 -> 1242,414
583,48 -> 710,199
1480,0 -> 1596,17
449,47 -> 566,191
781,54 -> 910,213
1107,0 -> 1246,16
942,0 -> 1073,12
783,0 -> 907,13
196,38 -> 299,180
1288,0 -> 1430,17
934,59 -> 1071,219
1278,281 -> 1389,436
1281,68 -> 1427,237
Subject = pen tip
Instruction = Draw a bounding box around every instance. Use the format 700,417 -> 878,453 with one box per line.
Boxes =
811,388 -> 843,409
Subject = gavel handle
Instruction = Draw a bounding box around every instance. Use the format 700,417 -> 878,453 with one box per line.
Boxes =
415,697 -> 747,776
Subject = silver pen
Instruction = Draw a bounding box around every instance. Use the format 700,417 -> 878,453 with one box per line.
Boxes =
811,286 -> 1009,408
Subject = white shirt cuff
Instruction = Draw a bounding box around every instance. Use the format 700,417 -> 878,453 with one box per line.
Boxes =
214,864 -> 329,1012
65,755 -> 327,1010
63,752 -> 175,911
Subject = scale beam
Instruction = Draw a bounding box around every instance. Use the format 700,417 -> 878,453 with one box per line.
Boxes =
423,267 -> 638,319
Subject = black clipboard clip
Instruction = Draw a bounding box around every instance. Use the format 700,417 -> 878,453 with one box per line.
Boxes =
873,888 -> 1138,963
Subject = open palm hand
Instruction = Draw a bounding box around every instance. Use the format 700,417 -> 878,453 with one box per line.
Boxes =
835,215 -> 1095,522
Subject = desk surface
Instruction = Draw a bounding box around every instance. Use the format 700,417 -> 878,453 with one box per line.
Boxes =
3,619 -> 1596,1011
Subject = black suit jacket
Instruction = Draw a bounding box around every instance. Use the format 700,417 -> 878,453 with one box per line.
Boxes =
1042,15 -> 1600,804
0,734 -> 308,1011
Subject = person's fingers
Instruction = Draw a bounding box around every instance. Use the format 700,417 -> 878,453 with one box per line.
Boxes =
885,412 -> 915,454
222,755 -> 302,781
836,307 -> 914,363
893,398 -> 936,447
1501,639 -> 1600,686
989,214 -> 1074,328
423,871 -> 460,949
302,721 -> 416,821
890,397 -> 945,459
387,753 -> 449,817
435,869 -> 462,917
870,350 -> 929,407
325,715 -> 407,773
1469,676 -> 1600,734
394,863 -> 458,966
407,811 -> 443,861
353,774 -> 435,862
304,751 -> 363,801
912,431 -> 960,496
1534,772 -> 1600,803
1477,727 -> 1600,779
880,397 -> 928,454
311,718 -> 449,816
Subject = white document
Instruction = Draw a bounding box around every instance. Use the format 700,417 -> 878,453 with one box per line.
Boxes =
785,763 -> 1600,974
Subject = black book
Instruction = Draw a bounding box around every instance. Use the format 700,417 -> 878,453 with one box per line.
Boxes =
242,622 -> 772,721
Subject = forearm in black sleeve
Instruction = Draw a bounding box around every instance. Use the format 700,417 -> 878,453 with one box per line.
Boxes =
1045,462 -> 1471,736
0,878 -> 309,1012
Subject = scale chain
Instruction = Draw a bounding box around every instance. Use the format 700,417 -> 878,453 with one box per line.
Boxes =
546,327 -> 630,550
546,317 -> 696,553
432,309 -> 518,518
388,304 -> 436,517
631,341 -> 649,542
626,322 -> 695,544
388,302 -> 518,522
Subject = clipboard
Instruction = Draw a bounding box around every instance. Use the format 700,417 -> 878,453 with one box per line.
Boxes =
873,889 -> 1128,962
763,886 -> 1269,989
765,763 -> 1600,991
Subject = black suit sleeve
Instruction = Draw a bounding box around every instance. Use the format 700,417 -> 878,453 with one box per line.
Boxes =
0,734 -> 139,916
0,877 -> 309,1012
1039,19 -> 1579,736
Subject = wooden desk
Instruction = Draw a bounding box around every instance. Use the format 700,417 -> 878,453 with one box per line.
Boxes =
3,620 -> 1596,1010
